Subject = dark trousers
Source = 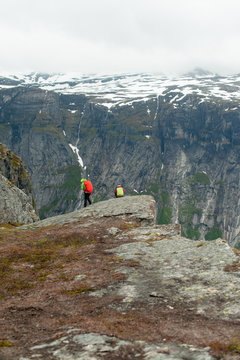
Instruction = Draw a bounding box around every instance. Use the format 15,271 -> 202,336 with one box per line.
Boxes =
84,192 -> 92,207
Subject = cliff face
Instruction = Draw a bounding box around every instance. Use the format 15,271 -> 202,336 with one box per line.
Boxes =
0,174 -> 39,224
0,143 -> 39,224
80,97 -> 240,248
0,87 -> 87,217
0,142 -> 32,194
0,77 -> 240,246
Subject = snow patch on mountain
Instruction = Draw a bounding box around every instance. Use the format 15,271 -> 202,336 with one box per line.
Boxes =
0,71 -> 240,109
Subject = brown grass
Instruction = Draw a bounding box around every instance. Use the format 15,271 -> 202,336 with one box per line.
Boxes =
0,217 -> 240,359
224,260 -> 240,272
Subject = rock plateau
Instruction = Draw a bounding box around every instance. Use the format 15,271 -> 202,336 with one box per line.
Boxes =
0,196 -> 240,359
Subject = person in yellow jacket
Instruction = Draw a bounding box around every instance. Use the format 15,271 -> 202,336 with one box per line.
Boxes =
114,184 -> 125,198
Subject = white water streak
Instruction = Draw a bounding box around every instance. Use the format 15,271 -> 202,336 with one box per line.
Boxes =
76,104 -> 87,147
69,144 -> 84,167
172,189 -> 179,224
153,95 -> 160,121
71,104 -> 89,210
200,180 -> 216,225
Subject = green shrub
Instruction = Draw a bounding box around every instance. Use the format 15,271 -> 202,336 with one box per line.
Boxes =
188,172 -> 210,185
0,339 -> 13,347
205,227 -> 222,240
157,207 -> 172,224
186,225 -> 200,240
179,203 -> 202,223
148,183 -> 158,193
59,166 -> 82,193
161,191 -> 170,204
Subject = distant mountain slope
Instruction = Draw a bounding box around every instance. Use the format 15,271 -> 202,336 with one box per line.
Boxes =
0,72 -> 240,246
1,70 -> 240,108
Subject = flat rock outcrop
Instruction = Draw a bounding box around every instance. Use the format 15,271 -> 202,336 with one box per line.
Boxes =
0,196 -> 240,360
21,195 -> 156,229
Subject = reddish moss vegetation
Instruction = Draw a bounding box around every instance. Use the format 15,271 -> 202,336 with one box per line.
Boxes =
0,218 -> 135,299
208,338 -> 240,358
224,248 -> 240,272
0,217 -> 240,359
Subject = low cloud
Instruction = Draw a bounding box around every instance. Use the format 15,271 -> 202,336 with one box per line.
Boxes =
1,0 -> 240,75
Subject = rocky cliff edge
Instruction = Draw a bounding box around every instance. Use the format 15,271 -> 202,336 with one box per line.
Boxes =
0,174 -> 39,224
1,196 -> 240,360
0,143 -> 39,225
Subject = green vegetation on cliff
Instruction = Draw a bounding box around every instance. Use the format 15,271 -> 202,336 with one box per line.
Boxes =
157,206 -> 172,224
32,124 -> 63,138
188,172 -> 210,185
59,166 -> 82,194
0,143 -> 33,196
205,227 -> 223,240
157,191 -> 172,225
39,166 -> 82,218
184,225 -> 200,240
179,202 -> 202,240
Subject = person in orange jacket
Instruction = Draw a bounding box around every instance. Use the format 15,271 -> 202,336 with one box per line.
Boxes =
114,184 -> 125,198
81,178 -> 93,207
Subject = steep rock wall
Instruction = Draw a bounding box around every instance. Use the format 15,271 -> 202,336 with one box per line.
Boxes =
0,87 -> 240,246
0,143 -> 39,223
0,174 -> 39,224
0,142 -> 33,194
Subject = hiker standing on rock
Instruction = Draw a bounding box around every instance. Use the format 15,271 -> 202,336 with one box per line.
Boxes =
81,179 -> 93,207
114,184 -> 125,198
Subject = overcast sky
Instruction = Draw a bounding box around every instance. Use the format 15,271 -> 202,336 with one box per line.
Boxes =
1,0 -> 240,75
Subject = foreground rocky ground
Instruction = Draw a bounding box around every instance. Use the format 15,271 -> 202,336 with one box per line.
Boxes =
0,196 -> 240,359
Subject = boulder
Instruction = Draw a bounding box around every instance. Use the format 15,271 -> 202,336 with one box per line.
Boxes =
0,174 -> 39,224
20,195 -> 156,229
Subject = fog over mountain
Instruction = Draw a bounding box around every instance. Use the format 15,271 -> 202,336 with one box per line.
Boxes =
1,0 -> 240,75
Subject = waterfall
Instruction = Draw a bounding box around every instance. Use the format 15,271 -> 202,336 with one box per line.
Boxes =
76,104 -> 87,148
153,95 -> 160,121
200,185 -> 216,225
68,104 -> 88,210
172,188 -> 179,224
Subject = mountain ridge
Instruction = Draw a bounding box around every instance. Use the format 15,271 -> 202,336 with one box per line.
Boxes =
1,71 -> 240,109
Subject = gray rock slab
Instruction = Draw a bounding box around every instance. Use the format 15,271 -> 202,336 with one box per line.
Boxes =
23,332 -> 214,360
20,195 -> 156,229
109,231 -> 240,320
0,174 -> 39,224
